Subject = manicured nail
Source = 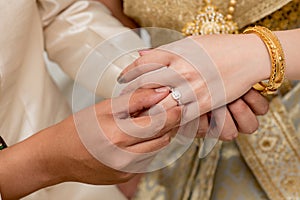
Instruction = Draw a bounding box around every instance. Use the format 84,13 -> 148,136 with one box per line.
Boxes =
155,87 -> 170,93
117,75 -> 126,84
138,49 -> 151,56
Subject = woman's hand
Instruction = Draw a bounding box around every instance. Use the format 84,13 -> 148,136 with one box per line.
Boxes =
118,34 -> 271,122
0,88 -> 181,199
119,42 -> 269,141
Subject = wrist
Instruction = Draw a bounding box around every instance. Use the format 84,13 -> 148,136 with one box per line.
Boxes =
244,33 -> 272,82
193,33 -> 271,87
0,131 -> 63,199
38,119 -> 78,184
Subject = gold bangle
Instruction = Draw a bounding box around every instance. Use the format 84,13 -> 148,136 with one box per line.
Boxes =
243,26 -> 286,95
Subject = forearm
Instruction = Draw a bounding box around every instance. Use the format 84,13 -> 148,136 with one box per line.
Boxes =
0,128 -> 65,199
194,28 -> 300,96
241,28 -> 300,81
228,28 -> 300,82
0,113 -> 135,199
0,118 -> 100,199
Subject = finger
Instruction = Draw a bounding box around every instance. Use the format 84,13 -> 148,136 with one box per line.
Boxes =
116,106 -> 182,143
140,93 -> 178,116
173,119 -> 201,145
121,69 -> 198,108
118,50 -> 172,83
127,133 -> 171,153
208,107 -> 238,141
108,88 -> 169,117
120,83 -> 165,96
138,49 -> 153,56
196,114 -> 209,138
162,127 -> 180,139
242,89 -> 269,115
198,108 -> 236,157
120,67 -> 185,95
228,98 -> 259,134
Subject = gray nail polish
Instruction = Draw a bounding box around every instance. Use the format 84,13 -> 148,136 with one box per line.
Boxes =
117,76 -> 126,84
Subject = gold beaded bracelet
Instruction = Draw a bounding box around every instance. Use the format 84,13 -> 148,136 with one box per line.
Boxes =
243,26 -> 286,95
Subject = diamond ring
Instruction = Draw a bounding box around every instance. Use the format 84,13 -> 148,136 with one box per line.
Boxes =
171,88 -> 182,106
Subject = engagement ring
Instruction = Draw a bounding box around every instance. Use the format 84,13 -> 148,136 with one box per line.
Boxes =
171,88 -> 182,106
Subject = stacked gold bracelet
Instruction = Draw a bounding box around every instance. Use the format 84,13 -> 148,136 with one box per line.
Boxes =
243,26 -> 286,95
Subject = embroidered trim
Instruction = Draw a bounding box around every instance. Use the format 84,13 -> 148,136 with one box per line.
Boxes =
237,98 -> 300,200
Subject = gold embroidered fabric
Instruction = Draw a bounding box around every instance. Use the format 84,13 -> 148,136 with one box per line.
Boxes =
123,1 -> 300,199
133,142 -> 221,200
124,0 -> 300,48
210,142 -> 268,200
237,95 -> 300,200
124,0 -> 292,31
253,0 -> 300,30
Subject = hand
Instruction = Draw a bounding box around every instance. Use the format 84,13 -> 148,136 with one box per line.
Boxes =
116,89 -> 269,200
153,88 -> 268,142
0,89 -> 181,199
123,47 -> 269,141
194,89 -> 269,141
118,34 -> 270,123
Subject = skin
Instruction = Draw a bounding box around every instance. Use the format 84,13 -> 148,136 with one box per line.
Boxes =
95,0 -> 269,140
93,0 -> 272,198
120,29 -> 300,108
1,1 -> 285,199
116,29 -> 300,200
0,89 -> 182,200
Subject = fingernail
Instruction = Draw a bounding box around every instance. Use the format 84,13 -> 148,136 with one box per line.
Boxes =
155,87 -> 170,93
117,75 -> 126,84
138,49 -> 151,56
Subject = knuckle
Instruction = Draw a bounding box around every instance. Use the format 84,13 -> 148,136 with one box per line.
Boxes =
181,70 -> 197,82
198,94 -> 212,111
